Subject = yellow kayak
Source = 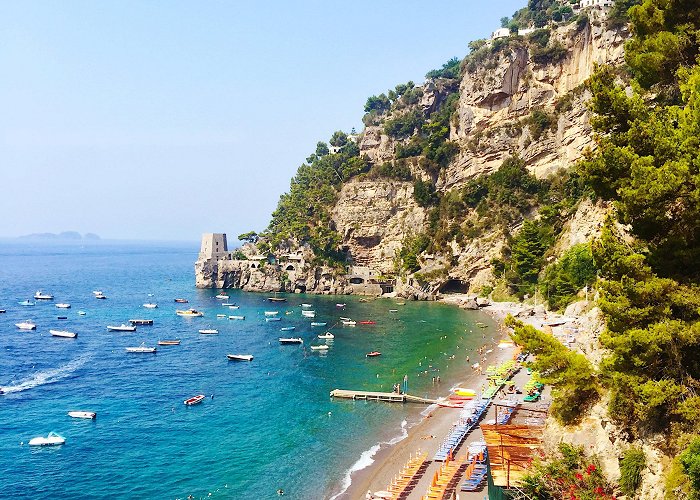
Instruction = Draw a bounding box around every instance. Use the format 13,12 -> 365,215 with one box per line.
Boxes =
454,388 -> 477,396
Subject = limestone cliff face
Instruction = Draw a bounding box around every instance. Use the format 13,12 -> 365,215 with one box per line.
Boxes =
332,180 -> 426,272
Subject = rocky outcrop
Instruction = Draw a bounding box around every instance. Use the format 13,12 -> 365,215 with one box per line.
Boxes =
332,180 -> 426,272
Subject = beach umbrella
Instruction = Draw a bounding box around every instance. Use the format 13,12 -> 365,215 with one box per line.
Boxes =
432,471 -> 438,487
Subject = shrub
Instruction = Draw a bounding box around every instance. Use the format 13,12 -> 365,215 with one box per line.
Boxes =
540,243 -> 597,310
619,447 -> 646,496
527,108 -> 556,139
425,57 -> 462,80
413,179 -> 438,207
680,437 -> 700,495
364,93 -> 391,113
384,110 -> 423,139
531,40 -> 568,64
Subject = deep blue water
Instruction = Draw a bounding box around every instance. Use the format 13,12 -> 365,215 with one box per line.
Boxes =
0,241 -> 494,499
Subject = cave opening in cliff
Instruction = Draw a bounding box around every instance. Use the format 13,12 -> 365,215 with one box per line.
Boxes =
349,277 -> 365,285
439,279 -> 469,294
295,283 -> 307,292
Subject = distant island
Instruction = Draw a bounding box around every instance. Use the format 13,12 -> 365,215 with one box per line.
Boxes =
19,231 -> 101,241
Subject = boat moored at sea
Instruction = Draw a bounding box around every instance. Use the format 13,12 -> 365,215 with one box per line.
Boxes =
184,394 -> 205,406
158,339 -> 181,346
280,326 -> 296,331
366,351 -> 381,357
359,320 -> 376,325
215,294 -> 229,299
28,432 -> 65,446
129,319 -> 153,326
55,303 -> 71,309
279,337 -> 303,344
301,303 -> 312,308
107,324 -> 136,332
18,300 -> 35,306
125,343 -> 156,353
227,354 -> 254,361
301,310 -> 315,318
174,298 -> 188,303
310,345 -> 329,351
318,332 -> 334,339
265,317 -> 281,322
34,291 -> 54,300
176,309 -> 203,317
94,293 -> 107,299
16,320 -> 36,330
310,322 -> 327,327
68,411 -> 96,419
198,329 -> 218,334
50,330 -> 77,339
264,311 -> 279,316
78,310 -> 86,315
342,320 -> 357,326
229,315 -> 245,320
143,303 -> 158,309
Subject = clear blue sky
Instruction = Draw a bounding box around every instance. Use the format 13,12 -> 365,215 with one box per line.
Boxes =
0,1 -> 525,242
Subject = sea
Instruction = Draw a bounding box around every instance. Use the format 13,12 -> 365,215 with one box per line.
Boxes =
0,240 -> 495,499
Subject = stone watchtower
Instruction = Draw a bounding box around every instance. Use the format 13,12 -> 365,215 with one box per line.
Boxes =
195,233 -> 228,288
199,233 -> 228,260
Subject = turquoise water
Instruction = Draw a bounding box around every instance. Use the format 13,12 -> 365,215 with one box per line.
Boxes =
0,241 -> 494,499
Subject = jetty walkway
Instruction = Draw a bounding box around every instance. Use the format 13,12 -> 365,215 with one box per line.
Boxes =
330,389 -> 437,404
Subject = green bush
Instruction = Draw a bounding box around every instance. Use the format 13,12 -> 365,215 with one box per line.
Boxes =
384,110 -> 424,139
527,108 -> 556,139
619,447 -> 646,496
540,243 -> 597,310
425,57 -> 462,80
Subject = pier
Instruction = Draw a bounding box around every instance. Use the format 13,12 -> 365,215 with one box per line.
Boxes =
330,389 -> 437,404
129,319 -> 153,325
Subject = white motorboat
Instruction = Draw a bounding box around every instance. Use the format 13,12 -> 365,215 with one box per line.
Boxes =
339,317 -> 351,321
265,317 -> 281,322
16,321 -> 36,330
215,294 -> 229,299
279,337 -> 303,344
221,302 -> 235,306
301,303 -> 312,308
55,303 -> 71,309
107,324 -> 136,332
264,311 -> 279,316
94,293 -> 107,299
216,314 -> 227,318
34,291 -> 54,300
68,411 -> 96,419
50,330 -> 77,339
18,300 -> 35,306
310,345 -> 329,351
198,329 -> 218,334
318,332 -> 334,339
143,303 -> 158,309
28,432 -> 65,446
227,354 -> 254,361
342,320 -> 357,326
228,305 -> 240,309
280,326 -> 296,331
301,310 -> 316,318
228,315 -> 245,320
176,309 -> 203,317
78,311 -> 86,315
125,343 -> 156,353
310,322 -> 327,327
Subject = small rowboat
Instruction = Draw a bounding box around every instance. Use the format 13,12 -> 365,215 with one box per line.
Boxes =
50,330 -> 77,339
77,311 -> 86,315
310,322 -> 327,327
449,395 -> 474,401
158,340 -> 181,346
280,326 -> 296,331
265,317 -> 281,322
359,320 -> 376,325
228,305 -> 240,309
57,316 -> 68,320
318,332 -> 334,339
18,300 -> 35,306
184,394 -> 205,406
55,303 -> 71,309
68,411 -> 96,419
454,388 -> 477,396
229,315 -> 245,320
143,303 -> 158,309
267,296 -> 287,302
174,298 -> 189,303
216,314 -> 227,318
366,351 -> 381,357
336,303 -> 346,308
227,354 -> 253,361
339,317 -> 351,321
29,432 -> 65,446
198,329 -> 218,334
438,401 -> 465,408
215,294 -> 229,299
279,337 -> 303,344
342,320 -> 356,326
310,345 -> 329,351
264,311 -> 279,316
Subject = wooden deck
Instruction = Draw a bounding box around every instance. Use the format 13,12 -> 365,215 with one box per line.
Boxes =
330,389 -> 437,404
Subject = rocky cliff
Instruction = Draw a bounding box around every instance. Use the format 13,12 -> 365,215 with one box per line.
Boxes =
199,8 -> 626,297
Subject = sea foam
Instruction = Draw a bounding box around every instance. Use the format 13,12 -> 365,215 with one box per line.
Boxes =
329,419 -> 409,500
1,354 -> 90,394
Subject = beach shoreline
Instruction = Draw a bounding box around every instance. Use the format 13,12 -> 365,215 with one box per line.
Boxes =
333,295 -> 575,500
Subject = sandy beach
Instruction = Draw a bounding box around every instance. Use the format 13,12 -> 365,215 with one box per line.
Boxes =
335,296 -> 576,500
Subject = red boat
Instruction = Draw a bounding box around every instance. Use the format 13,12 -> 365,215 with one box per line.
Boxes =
366,351 -> 381,357
359,321 -> 376,325
449,395 -> 474,401
184,394 -> 205,406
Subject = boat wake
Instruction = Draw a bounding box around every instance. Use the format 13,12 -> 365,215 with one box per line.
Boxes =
329,419 -> 409,500
1,354 -> 91,394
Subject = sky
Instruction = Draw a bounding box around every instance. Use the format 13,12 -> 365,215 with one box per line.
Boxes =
0,1 -> 525,242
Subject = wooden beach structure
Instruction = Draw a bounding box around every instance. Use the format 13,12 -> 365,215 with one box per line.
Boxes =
330,389 -> 437,404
